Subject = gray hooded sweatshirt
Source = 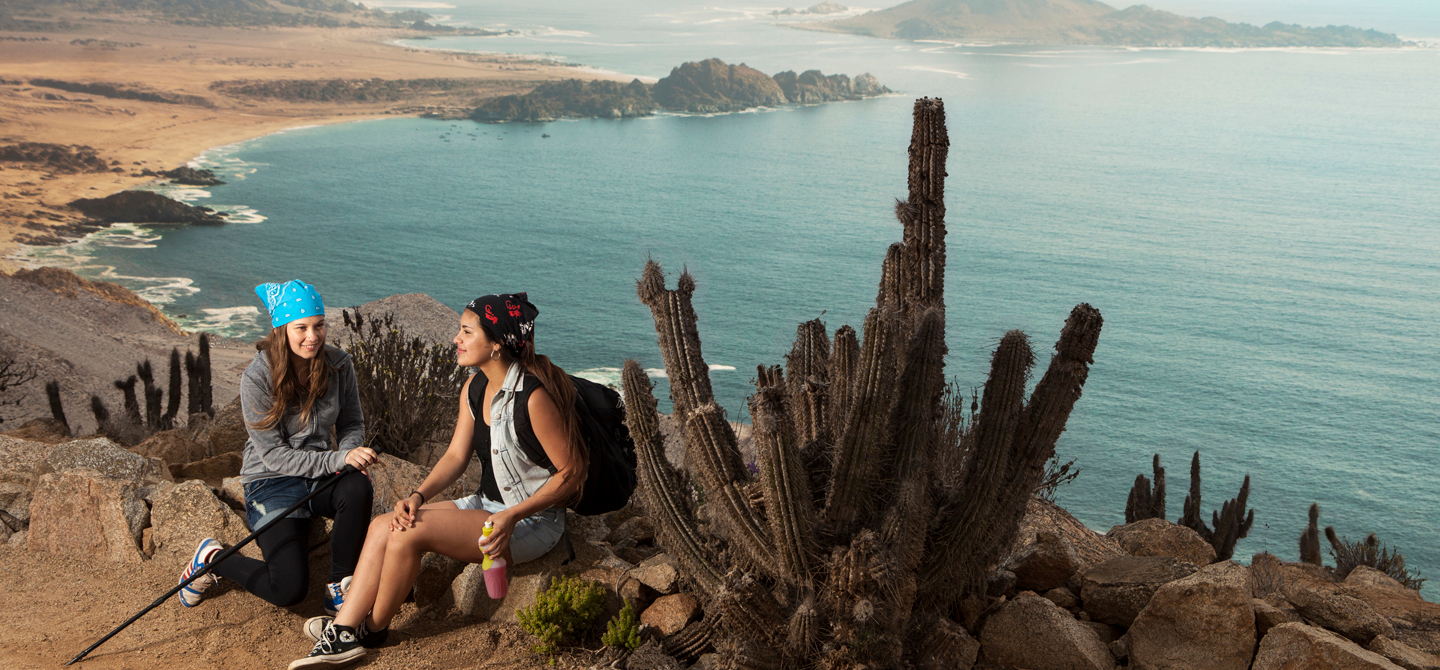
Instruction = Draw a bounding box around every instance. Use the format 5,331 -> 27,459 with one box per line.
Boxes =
238,346 -> 365,483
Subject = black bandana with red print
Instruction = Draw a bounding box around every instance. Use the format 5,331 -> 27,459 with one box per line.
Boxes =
466,292 -> 538,356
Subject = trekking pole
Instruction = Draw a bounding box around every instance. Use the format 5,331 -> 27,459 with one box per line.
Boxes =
65,465 -> 359,666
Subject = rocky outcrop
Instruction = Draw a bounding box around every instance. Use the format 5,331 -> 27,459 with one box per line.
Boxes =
328,292 -> 461,348
68,190 -> 226,226
773,70 -> 890,104
980,591 -> 1116,670
1253,622 -> 1403,670
189,397 -> 248,456
159,166 -> 225,186
1287,580 -> 1396,644
1107,518 -> 1216,566
1010,529 -> 1080,592
1005,498 -> 1125,589
1080,556 -> 1199,626
651,59 -> 786,114
367,453 -> 435,518
1369,636 -> 1440,670
1127,561 -> 1255,670
27,469 -> 149,563
471,79 -> 657,122
45,437 -> 172,484
0,142 -> 112,173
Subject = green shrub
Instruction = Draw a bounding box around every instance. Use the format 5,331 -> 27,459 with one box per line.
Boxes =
602,600 -> 642,651
517,574 -> 606,654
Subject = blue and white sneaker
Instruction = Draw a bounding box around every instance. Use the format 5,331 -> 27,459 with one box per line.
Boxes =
178,538 -> 223,607
323,576 -> 352,616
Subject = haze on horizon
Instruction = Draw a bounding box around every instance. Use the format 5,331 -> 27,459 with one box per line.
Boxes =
1126,0 -> 1440,39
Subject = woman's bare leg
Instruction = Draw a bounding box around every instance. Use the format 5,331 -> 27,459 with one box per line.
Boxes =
364,507 -> 515,630
333,501 -> 468,630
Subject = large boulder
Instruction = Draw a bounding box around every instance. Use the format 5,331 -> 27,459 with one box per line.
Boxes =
1286,580 -> 1395,644
979,591 -> 1116,670
170,452 -> 242,487
450,525 -> 615,622
44,438 -> 171,483
1005,498 -> 1124,592
367,453 -> 439,518
27,469 -> 148,563
414,552 -> 467,607
1080,555 -> 1199,626
1127,561 -> 1255,670
1106,518 -> 1217,566
149,479 -> 255,566
1253,622 -> 1403,670
1253,598 -> 1303,637
1369,636 -> 1440,670
1,417 -> 71,443
1011,530 -> 1081,592
131,429 -> 210,467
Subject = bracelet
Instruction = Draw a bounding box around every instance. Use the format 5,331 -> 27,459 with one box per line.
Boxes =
408,490 -> 426,505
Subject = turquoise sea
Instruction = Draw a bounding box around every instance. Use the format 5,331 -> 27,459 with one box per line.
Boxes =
21,1 -> 1440,592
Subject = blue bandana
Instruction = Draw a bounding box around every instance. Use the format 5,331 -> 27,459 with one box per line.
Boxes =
254,280 -> 325,328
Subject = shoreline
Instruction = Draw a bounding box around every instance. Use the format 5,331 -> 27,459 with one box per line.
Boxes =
0,19 -> 620,273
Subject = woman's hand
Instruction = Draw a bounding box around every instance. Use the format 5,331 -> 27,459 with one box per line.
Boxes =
478,510 -> 515,560
344,446 -> 378,473
390,492 -> 422,531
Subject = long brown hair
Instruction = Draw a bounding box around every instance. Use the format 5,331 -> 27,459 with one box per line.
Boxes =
250,326 -> 335,430
488,326 -> 588,504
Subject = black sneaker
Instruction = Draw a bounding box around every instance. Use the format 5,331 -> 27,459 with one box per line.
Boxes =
304,616 -> 389,649
288,623 -> 365,669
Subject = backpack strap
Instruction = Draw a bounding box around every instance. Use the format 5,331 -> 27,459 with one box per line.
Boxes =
511,374 -> 556,473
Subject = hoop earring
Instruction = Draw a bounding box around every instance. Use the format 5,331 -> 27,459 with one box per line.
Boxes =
490,348 -> 500,361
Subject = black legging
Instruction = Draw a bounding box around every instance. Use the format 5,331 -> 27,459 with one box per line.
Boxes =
212,471 -> 372,607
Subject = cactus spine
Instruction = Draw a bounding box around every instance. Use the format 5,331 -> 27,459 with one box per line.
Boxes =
629,98 -> 1104,667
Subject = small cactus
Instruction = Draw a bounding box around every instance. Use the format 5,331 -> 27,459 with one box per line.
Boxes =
1179,451 -> 1253,561
1298,503 -> 1321,565
1125,453 -> 1166,523
601,600 -> 642,651
45,380 -> 71,436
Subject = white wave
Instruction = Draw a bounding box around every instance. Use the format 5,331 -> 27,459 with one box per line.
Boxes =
644,368 -> 669,379
902,65 -> 972,79
709,365 -> 736,371
179,306 -> 264,336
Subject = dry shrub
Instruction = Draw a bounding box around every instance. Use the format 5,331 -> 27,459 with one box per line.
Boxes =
343,309 -> 465,463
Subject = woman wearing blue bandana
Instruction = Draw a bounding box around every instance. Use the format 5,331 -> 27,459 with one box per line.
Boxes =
176,279 -> 377,620
291,292 -> 585,670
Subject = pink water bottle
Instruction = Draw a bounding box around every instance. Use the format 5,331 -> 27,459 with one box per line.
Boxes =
480,520 -> 508,599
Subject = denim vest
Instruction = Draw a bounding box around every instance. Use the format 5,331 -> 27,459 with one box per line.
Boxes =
472,363 -> 554,509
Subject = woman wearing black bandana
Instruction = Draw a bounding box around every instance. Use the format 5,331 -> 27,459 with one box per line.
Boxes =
290,293 -> 588,669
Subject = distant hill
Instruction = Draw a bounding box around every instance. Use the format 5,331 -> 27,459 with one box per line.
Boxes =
0,0 -> 430,29
808,0 -> 1410,47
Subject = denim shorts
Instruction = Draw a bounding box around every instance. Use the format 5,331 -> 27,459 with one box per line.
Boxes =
244,476 -> 321,530
450,495 -> 566,564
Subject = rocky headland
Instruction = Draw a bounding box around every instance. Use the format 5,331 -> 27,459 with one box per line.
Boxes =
806,0 -> 1413,47
68,189 -> 227,226
471,58 -> 891,122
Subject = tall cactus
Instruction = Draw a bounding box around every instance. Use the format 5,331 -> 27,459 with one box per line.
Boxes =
627,98 -> 1104,668
163,348 -> 182,429
1179,451 -> 1254,561
45,380 -> 70,437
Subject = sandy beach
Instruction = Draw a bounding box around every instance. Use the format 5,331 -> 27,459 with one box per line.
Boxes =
0,15 -> 617,273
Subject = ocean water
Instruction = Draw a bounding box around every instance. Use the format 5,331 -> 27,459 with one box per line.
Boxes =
22,2 -> 1440,592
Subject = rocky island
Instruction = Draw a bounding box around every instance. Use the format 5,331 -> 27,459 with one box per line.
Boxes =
805,0 -> 1412,47
68,190 -> 227,226
471,58 -> 890,123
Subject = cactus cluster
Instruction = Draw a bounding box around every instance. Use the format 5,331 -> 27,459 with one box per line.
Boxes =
623,98 -> 1105,669
1124,453 -> 1166,523
1177,451 -> 1253,561
1297,504 -> 1424,590
50,334 -> 214,445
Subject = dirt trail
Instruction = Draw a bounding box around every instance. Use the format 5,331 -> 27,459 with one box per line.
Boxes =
0,545 -> 575,670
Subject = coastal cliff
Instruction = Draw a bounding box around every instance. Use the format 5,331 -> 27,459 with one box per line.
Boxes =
471,58 -> 891,122
809,0 -> 1411,47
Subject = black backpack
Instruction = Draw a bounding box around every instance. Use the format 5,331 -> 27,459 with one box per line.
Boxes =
467,371 -> 637,516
